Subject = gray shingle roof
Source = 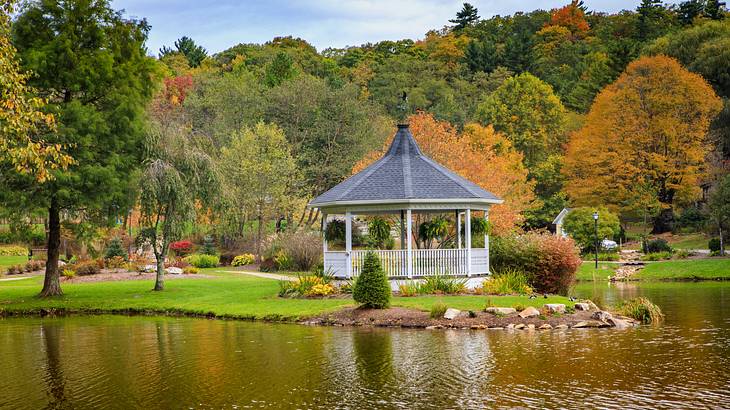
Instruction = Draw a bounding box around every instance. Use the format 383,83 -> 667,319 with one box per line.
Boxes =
309,124 -> 502,206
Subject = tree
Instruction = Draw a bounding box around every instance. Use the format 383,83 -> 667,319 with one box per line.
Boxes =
563,56 -> 722,233
354,112 -> 536,234
637,0 -> 677,40
159,36 -> 207,67
219,122 -> 299,260
139,122 -> 217,291
450,3 -> 479,31
264,51 -> 297,87
707,174 -> 730,255
563,207 -> 621,252
549,0 -> 590,39
9,0 -> 156,296
352,251 -> 391,309
477,72 -> 568,169
0,0 -> 72,181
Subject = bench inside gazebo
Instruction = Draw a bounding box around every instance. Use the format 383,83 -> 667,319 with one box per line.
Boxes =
309,122 -> 503,279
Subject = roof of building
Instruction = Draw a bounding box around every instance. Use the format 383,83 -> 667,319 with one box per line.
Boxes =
309,124 -> 502,209
552,208 -> 572,225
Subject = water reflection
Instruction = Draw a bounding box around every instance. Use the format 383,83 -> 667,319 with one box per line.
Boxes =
0,281 -> 728,409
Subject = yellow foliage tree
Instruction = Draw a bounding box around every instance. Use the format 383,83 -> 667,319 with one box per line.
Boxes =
354,112 -> 536,234
563,55 -> 722,233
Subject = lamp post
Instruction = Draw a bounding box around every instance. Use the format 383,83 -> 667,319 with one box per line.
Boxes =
593,211 -> 599,269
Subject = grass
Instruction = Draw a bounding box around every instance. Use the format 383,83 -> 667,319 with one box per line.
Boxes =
636,258 -> 730,280
0,255 -> 28,270
616,297 -> 663,324
0,270 -> 570,320
666,233 -> 710,250
576,262 -> 619,281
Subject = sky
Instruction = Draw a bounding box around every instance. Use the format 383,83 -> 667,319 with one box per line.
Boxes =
112,0 -> 641,55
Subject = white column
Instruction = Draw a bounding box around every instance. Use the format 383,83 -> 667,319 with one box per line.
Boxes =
484,209 -> 490,275
456,210 -> 461,249
465,208 -> 472,277
406,209 -> 413,279
322,213 -> 328,253
345,211 -> 352,278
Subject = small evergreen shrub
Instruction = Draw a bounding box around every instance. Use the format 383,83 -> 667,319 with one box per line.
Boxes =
430,302 -> 448,318
231,254 -> 256,267
352,251 -> 391,309
645,238 -> 671,254
708,238 -> 721,252
185,254 -> 220,268
201,235 -> 217,255
103,237 -> 127,260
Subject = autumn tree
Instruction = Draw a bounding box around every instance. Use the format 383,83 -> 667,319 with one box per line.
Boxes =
563,56 -> 722,233
0,0 -> 71,181
354,112 -> 535,234
9,0 -> 156,296
549,0 -> 590,39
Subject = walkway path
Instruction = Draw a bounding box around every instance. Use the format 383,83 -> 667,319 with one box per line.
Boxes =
221,270 -> 294,281
0,276 -> 32,282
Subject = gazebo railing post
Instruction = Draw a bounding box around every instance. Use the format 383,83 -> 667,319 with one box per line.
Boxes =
466,208 -> 472,277
406,209 -> 413,279
484,209 -> 490,275
456,209 -> 461,249
345,211 -> 352,278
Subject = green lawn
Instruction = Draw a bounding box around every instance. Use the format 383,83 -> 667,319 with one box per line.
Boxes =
666,233 -> 711,250
0,270 -> 569,320
0,255 -> 27,269
576,262 -> 618,281
636,258 -> 730,280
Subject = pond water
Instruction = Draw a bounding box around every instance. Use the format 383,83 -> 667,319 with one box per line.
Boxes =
1,282 -> 729,409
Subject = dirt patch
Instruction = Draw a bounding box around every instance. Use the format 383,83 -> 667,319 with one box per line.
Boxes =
61,270 -> 215,283
304,306 -> 639,330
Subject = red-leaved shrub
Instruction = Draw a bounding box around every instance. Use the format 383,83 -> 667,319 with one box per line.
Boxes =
170,240 -> 194,256
490,232 -> 581,295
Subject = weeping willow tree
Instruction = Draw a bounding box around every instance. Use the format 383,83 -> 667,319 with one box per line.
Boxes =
138,122 -> 217,291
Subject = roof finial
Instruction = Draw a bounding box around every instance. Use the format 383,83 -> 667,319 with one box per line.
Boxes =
397,91 -> 409,126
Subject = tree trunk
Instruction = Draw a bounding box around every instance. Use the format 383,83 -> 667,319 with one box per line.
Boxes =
153,248 -> 165,291
651,207 -> 675,234
256,213 -> 263,262
39,197 -> 62,297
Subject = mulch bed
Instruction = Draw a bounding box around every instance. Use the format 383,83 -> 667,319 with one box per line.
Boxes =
60,270 -> 216,283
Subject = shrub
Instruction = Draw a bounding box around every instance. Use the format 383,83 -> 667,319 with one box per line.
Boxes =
708,238 -> 721,252
306,283 -> 335,297
565,305 -> 575,314
278,231 -> 322,271
105,256 -> 127,269
352,251 -> 391,309
563,207 -> 621,252
183,266 -> 199,274
24,260 -> 45,272
481,268 -> 532,295
643,251 -> 672,261
169,240 -> 194,256
71,260 -> 101,276
430,302 -> 448,319
167,258 -> 191,269
491,232 -> 581,295
103,237 -> 127,260
273,250 -> 293,271
675,249 -> 691,259
596,252 -> 620,261
617,297 -> 663,324
5,265 -> 23,275
0,245 -> 28,256
259,257 -> 276,272
278,275 -> 330,297
62,269 -> 76,278
201,235 -> 217,255
420,274 -> 467,294
511,303 -> 526,312
398,281 -> 420,297
185,254 -> 220,268
645,238 -> 671,254
231,254 -> 255,267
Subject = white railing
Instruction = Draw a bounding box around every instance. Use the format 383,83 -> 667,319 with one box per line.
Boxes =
325,248 -> 484,278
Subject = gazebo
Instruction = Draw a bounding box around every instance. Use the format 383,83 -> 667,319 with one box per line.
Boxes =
308,123 -> 503,279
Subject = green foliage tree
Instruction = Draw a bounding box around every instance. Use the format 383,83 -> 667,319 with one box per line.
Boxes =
8,0 -> 156,296
352,251 -> 391,309
707,174 -> 730,255
103,237 -> 127,260
264,51 -> 297,87
563,207 -> 621,252
160,36 -> 207,67
477,72 -> 568,169
138,122 -> 217,291
450,3 -> 480,31
219,122 -> 299,260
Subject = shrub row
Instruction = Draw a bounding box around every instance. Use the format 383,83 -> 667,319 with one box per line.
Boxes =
0,245 -> 28,256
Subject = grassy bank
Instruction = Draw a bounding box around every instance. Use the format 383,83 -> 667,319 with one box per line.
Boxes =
0,270 -> 569,321
0,255 -> 27,269
576,262 -> 619,281
635,258 -> 730,280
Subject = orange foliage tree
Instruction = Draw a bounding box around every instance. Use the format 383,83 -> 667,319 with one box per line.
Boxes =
563,55 -> 722,233
548,0 -> 590,39
354,112 -> 536,234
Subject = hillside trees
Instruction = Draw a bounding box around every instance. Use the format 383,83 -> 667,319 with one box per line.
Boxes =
9,0 -> 156,296
159,36 -> 208,67
563,56 -> 722,233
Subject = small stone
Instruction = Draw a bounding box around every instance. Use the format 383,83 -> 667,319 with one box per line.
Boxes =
518,306 -> 540,318
485,307 -> 517,315
488,327 -> 504,330
545,304 -> 566,314
425,325 -> 443,330
506,323 -> 515,329
608,318 -> 630,329
554,324 -> 569,329
572,320 -> 609,328
443,308 -> 461,320
591,311 -> 613,322
470,324 -> 488,330
143,264 -> 157,273
514,323 -> 526,330
574,303 -> 591,311
527,324 -> 535,330
538,324 -> 553,330
165,267 -> 183,275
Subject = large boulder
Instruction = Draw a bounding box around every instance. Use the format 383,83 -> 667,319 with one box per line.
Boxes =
592,311 -> 613,322
518,306 -> 540,318
545,304 -> 565,314
485,307 -> 516,315
574,302 -> 591,311
443,308 -> 461,320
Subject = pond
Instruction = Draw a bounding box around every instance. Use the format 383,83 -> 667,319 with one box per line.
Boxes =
1,282 -> 729,409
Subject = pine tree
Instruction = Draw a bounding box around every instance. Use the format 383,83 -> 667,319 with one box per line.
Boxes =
159,36 -> 207,67
352,252 -> 391,309
450,3 -> 480,31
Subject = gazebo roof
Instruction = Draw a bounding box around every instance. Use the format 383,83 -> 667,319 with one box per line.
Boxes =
309,124 -> 502,211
